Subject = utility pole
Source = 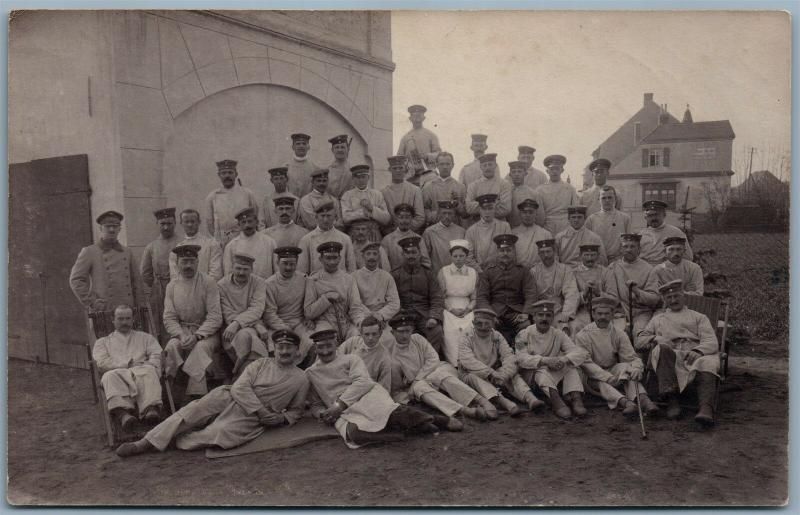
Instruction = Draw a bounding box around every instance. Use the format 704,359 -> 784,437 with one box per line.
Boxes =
746,147 -> 755,201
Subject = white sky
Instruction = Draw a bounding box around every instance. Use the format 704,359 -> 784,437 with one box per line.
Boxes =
391,11 -> 791,186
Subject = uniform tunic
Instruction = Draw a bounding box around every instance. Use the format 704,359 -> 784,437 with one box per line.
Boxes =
305,269 -> 369,340
523,166 -> 549,189
222,231 -> 277,280
205,185 -> 259,247
168,233 -> 223,282
339,336 -> 393,392
475,260 -> 538,318
638,223 -> 694,265
217,274 -> 269,374
298,190 -> 343,230
381,228 -> 431,271
465,176 -> 513,221
285,156 -> 320,198
260,191 -> 299,229
584,209 -> 631,263
512,224 -> 553,269
514,325 -> 587,394
507,184 -> 541,228
352,267 -> 400,323
70,240 -> 145,312
141,235 -> 180,341
580,184 -> 623,216
421,176 -> 467,226
652,259 -> 704,295
381,182 -> 425,233
145,358 -> 309,451
264,221 -> 308,249
392,264 -> 445,324
422,222 -> 466,274
536,181 -> 580,235
465,219 -> 512,267
554,225 -> 608,268
326,159 -> 354,200
296,226 -> 357,276
263,273 -> 313,363
530,262 -> 580,321
458,159 -> 482,188
604,258 -> 661,329
457,328 -> 531,402
572,263 -> 611,333
93,329 -> 162,414
340,186 -> 391,241
397,127 -> 441,172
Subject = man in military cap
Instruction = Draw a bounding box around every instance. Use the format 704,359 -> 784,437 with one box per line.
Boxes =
141,207 -> 180,343
465,193 -> 512,267
458,134 -> 489,187
536,154 -> 580,235
169,209 -> 223,282
351,219 -> 391,270
572,243 -> 611,334
465,153 -> 513,224
575,295 -> 658,417
604,233 -> 661,337
530,239 -> 580,334
116,330 -> 309,457
296,202 -> 357,275
391,236 -> 446,355
397,104 -> 441,178
580,158 -> 623,216
585,185 -> 631,263
381,203 -> 432,271
638,199 -> 694,265
352,243 -> 400,332
554,206 -> 608,269
326,134 -> 355,199
515,300 -> 588,419
162,245 -> 224,398
70,210 -> 145,313
517,145 -> 549,189
506,160 -> 542,228
222,207 -> 277,280
636,279 -> 719,426
458,308 -> 544,415
341,164 -> 391,242
205,159 -> 259,247
422,200 -> 466,273
260,166 -> 299,228
263,196 -> 308,248
263,247 -> 315,367
475,233 -> 538,345
339,316 -> 394,392
286,133 -> 322,198
512,198 -> 553,269
305,241 -> 369,341
217,252 -> 270,378
652,236 -> 704,295
422,151 -> 467,226
382,155 -> 425,233
298,168 -> 343,230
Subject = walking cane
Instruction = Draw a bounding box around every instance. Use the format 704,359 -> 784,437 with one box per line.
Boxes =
587,286 -> 594,322
627,282 -> 647,440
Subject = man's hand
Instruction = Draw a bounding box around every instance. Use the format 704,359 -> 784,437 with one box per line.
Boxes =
324,291 -> 341,302
425,318 -> 438,329
180,334 -> 198,351
514,313 -> 530,325
684,350 -> 701,366
319,402 -> 345,425
91,298 -> 108,312
256,327 -> 269,342
259,411 -> 287,427
545,357 -> 564,371
606,375 -> 621,387
629,368 -> 643,382
303,319 -> 316,331
360,198 -> 373,213
223,321 -> 240,342
488,371 -> 505,386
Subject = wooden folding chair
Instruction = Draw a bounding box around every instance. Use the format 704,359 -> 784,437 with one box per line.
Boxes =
684,294 -> 731,415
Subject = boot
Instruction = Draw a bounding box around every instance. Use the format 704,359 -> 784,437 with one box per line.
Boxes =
524,391 -> 546,412
548,388 -> 572,419
432,415 -> 464,432
639,394 -> 659,415
460,406 -> 488,421
494,395 -> 522,417
568,392 -> 587,418
694,372 -> 717,427
114,409 -> 137,432
346,423 -> 406,445
476,396 -> 499,420
116,438 -> 155,458
142,405 -> 162,425
665,394 -> 682,420
620,398 -> 638,417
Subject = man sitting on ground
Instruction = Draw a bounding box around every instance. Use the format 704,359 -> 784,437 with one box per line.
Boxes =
339,316 -> 394,392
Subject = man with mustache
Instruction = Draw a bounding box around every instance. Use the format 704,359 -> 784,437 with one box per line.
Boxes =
382,155 -> 425,234
652,236 -> 704,295
296,202 -> 358,275
464,154 -> 513,225
638,199 -> 694,265
580,158 -> 623,216
204,159 -> 259,247
458,134 -> 489,188
536,154 -> 580,235
511,199 -> 553,269
422,200 -> 467,273
381,203 -> 432,271
141,207 -> 180,343
263,196 -> 308,248
298,168 -> 343,230
554,206 -> 608,269
341,164 -> 391,242
351,219 -> 391,271
530,239 -> 580,334
260,166 -> 299,229
168,209 -> 223,282
326,134 -> 355,199
571,244 -> 611,335
517,145 -> 549,190
585,186 -> 630,263
285,133 -> 322,198
222,207 -> 277,280
422,152 -> 467,227
352,242 -> 400,333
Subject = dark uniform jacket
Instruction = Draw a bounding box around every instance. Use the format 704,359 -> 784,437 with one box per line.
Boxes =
475,259 -> 538,317
69,240 -> 145,311
391,264 -> 444,322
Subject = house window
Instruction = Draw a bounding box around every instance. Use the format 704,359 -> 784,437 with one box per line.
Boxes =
642,182 -> 678,209
695,147 -> 717,159
648,149 -> 661,167
641,147 -> 670,168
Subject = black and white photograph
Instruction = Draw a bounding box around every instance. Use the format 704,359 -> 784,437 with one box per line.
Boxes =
6,8 -> 791,506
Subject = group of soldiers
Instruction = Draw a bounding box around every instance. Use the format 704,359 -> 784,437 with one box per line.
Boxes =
68,104 -> 721,457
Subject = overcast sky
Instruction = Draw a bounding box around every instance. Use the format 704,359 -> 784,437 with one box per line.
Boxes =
391,11 -> 791,186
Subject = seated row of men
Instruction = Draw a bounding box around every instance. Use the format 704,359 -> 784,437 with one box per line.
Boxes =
108,275 -> 719,458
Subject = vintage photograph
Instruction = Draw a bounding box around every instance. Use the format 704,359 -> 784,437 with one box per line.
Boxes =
6,9 -> 790,506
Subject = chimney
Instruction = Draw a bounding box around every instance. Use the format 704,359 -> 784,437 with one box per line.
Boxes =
683,104 -> 693,123
658,104 -> 670,125
634,122 -> 641,145
644,92 -> 654,106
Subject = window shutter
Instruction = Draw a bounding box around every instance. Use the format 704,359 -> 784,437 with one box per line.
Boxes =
642,149 -> 649,168
663,147 -> 670,167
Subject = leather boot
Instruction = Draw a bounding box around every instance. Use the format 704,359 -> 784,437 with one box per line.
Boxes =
493,395 -> 522,417
476,396 -> 499,420
142,405 -> 162,425
569,392 -> 587,417
346,423 -> 406,445
432,414 -> 464,432
665,394 -> 682,420
620,398 -> 638,417
524,391 -> 546,412
694,372 -> 717,427
113,409 -> 137,432
549,388 -> 572,419
640,394 -> 659,415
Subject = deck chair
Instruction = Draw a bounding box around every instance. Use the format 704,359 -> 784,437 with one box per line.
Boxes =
86,306 -> 176,447
684,294 -> 731,416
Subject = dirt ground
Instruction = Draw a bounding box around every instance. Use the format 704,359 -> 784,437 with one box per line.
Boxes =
7,356 -> 787,507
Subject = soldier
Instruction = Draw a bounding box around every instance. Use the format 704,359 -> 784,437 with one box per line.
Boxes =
204,159 -> 259,247
638,199 -> 694,265
410,166 -> 438,190
70,210 -> 145,313
536,154 -> 580,235
475,234 -> 538,345
339,316 -> 394,392
396,104 -> 441,178
581,158 -> 623,216
352,242 -> 401,330
572,244 -> 611,335
381,204 -> 431,271
141,207 -> 180,343
351,219 -> 391,270
506,160 -> 541,228
422,151 -> 467,226
296,202 -> 357,275
382,155 -> 425,233
585,185 -> 631,263
517,145 -> 549,189
326,134 -> 354,199
554,206 -> 608,268
652,236 -> 704,295
464,153 -> 513,224
530,239 -> 580,334
285,133 -> 321,198
298,168 -> 343,230
168,209 -> 223,282
515,300 -> 588,419
422,200 -> 466,273
222,207 -> 277,280
340,164 -> 391,242
263,197 -> 308,249
465,194 -> 512,268
512,199 -> 553,269
458,134 -> 489,187
604,234 -> 661,337
260,166 -> 299,229
636,279 -> 719,426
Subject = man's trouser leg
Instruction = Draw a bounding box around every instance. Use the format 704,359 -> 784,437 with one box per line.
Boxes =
412,381 -> 462,417
497,310 -> 529,349
225,328 -> 269,376
101,369 -> 137,412
561,367 -> 584,395
460,372 -> 500,400
654,344 -> 680,396
695,371 -> 717,424
131,366 -> 163,415
143,387 -> 232,451
429,363 -> 479,407
422,321 -> 445,356
164,335 -> 221,397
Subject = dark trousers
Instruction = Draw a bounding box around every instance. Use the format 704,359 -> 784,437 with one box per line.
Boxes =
413,318 -> 445,356
496,309 -> 530,348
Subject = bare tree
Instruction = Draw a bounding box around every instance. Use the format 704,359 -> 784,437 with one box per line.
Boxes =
700,178 -> 731,227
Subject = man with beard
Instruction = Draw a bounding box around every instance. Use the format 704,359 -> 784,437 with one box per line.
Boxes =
285,133 -> 322,198
326,134 -> 355,199
93,304 -> 163,431
260,167 -> 300,229
512,199 -> 553,269
458,134 -> 489,187
264,197 -> 308,248
341,164 -> 391,242
382,155 -> 425,233
298,168 -> 343,230
339,316 -> 393,392
517,145 -> 549,190
585,186 -> 631,263
222,207 -> 277,280
506,160 -> 542,228
396,105 -> 441,178
116,330 -> 309,457
352,242 -> 400,331
464,153 -> 513,225
536,155 -> 580,235
652,236 -> 704,295
296,202 -> 357,275
530,239 -> 580,334
168,209 -> 223,282
422,152 -> 467,227
205,160 -> 259,247
638,199 -> 693,265
422,200 -> 466,273
580,158 -> 623,216
141,207 -> 180,343
554,206 -> 608,268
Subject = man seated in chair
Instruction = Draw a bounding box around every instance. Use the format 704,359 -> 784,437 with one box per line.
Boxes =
635,279 -> 719,427
163,245 -> 224,399
92,304 -> 164,430
116,330 -> 309,457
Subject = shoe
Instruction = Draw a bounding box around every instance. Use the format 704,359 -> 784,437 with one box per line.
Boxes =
444,417 -> 464,432
549,389 -> 572,420
461,406 -> 487,421
694,372 -> 717,427
525,393 -> 546,412
116,411 -> 137,432
142,406 -> 161,425
115,439 -> 154,458
496,395 -> 522,417
346,423 -> 406,445
621,398 -> 638,417
477,396 -> 499,420
666,395 -> 682,420
640,394 -> 659,415
569,392 -> 588,418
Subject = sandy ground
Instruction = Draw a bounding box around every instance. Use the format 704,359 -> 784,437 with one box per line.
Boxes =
6,355 -> 787,507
